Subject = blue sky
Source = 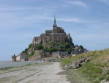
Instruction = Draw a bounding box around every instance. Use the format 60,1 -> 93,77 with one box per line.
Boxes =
0,0 -> 109,60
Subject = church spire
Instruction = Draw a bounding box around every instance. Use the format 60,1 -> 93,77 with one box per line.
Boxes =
53,16 -> 57,27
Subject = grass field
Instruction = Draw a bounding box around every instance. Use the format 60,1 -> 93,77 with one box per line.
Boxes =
61,49 -> 109,83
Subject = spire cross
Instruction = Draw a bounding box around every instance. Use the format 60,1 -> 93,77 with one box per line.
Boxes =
53,16 -> 57,27
54,16 -> 56,24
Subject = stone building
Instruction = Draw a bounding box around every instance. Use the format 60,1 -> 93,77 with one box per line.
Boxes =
12,54 -> 16,62
32,17 -> 72,47
12,53 -> 28,62
72,45 -> 87,54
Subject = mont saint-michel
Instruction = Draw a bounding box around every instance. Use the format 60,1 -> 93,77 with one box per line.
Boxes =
0,0 -> 109,83
12,17 -> 87,62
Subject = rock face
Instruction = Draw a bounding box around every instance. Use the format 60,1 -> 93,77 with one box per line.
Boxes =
28,50 -> 43,61
64,56 -> 92,69
12,17 -> 87,62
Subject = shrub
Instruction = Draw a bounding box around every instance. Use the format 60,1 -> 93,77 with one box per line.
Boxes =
28,44 -> 32,48
80,45 -> 84,49
22,48 -> 28,54
28,51 -> 35,57
35,44 -> 43,50
66,48 -> 72,54
44,47 -> 58,52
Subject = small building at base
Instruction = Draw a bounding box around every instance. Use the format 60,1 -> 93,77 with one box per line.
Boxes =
12,53 -> 28,62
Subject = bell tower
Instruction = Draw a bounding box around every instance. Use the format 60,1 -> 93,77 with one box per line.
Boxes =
53,16 -> 57,27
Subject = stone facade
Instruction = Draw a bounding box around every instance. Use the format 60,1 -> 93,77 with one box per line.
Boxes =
12,54 -> 16,62
14,53 -> 28,62
32,17 -> 72,47
51,51 -> 69,58
72,45 -> 87,54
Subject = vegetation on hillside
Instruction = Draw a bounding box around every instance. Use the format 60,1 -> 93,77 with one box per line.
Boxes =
35,44 -> 43,50
61,49 -> 109,83
44,42 -> 74,53
21,42 -> 74,57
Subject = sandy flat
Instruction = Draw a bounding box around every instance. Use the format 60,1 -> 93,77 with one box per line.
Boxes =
0,62 -> 69,83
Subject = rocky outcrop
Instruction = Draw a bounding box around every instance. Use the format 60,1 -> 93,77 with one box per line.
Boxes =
29,50 -> 43,61
64,56 -> 93,69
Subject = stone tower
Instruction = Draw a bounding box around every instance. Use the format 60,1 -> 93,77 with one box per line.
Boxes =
12,54 -> 16,62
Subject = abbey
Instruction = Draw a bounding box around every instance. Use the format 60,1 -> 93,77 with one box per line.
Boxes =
32,17 -> 72,47
12,17 -> 87,62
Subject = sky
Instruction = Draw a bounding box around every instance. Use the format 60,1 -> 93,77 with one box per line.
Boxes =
0,0 -> 109,60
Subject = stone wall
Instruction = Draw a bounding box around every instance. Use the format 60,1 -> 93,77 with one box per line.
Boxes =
16,56 -> 20,61
29,50 -> 43,61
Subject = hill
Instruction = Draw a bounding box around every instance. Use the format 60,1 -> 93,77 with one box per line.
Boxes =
12,17 -> 87,61
62,49 -> 109,83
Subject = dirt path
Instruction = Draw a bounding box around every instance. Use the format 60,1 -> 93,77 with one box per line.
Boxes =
0,62 -> 69,83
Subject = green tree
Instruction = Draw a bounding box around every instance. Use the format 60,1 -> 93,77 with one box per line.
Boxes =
28,44 -> 32,48
35,44 -> 43,50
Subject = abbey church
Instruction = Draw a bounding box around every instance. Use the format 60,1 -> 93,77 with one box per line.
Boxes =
32,17 -> 72,47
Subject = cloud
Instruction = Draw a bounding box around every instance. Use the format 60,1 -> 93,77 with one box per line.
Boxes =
57,18 -> 81,23
25,15 -> 88,23
0,7 -> 42,11
0,5 -> 56,12
25,15 -> 80,23
67,1 -> 88,8
100,0 -> 109,4
101,0 -> 109,3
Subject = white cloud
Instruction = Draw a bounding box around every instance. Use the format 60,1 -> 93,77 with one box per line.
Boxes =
67,1 -> 88,8
57,18 -> 81,23
100,0 -> 109,4
101,0 -> 109,2
25,15 -> 86,23
0,6 -> 44,11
